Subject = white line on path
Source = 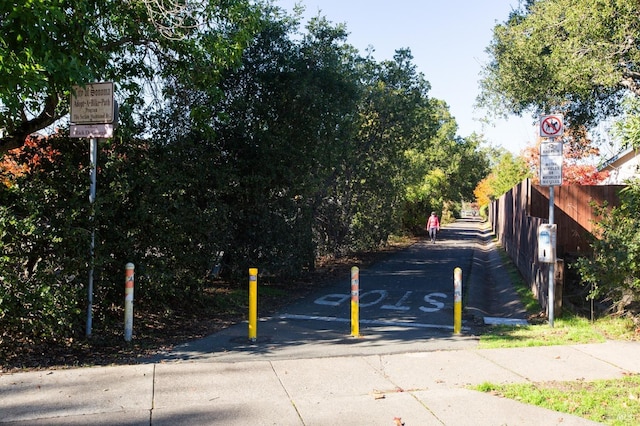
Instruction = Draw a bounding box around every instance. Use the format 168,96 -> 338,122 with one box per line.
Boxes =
279,313 -> 471,331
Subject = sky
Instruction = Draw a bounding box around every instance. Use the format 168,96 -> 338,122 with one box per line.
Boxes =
275,0 -> 538,154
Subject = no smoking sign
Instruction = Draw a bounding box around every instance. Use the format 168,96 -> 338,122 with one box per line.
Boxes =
540,114 -> 564,138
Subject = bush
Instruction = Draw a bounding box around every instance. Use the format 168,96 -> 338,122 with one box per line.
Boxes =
575,181 -> 640,314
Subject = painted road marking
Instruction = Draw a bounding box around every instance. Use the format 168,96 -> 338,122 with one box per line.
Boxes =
279,313 -> 470,331
315,291 -> 448,312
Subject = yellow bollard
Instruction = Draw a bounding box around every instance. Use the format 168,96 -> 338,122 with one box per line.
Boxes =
249,268 -> 258,342
453,267 -> 462,335
351,266 -> 360,337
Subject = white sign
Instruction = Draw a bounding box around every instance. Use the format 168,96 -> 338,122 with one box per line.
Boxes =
540,140 -> 564,186
70,123 -> 114,139
538,224 -> 557,263
540,141 -> 563,156
540,114 -> 564,138
70,82 -> 114,124
540,154 -> 563,186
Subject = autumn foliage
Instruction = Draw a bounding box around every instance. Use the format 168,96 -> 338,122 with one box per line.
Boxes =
0,134 -> 60,187
523,126 -> 609,185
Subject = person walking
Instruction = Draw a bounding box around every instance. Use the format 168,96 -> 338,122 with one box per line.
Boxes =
426,211 -> 440,244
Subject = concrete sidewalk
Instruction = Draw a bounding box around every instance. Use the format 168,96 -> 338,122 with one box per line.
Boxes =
2,341 -> 640,425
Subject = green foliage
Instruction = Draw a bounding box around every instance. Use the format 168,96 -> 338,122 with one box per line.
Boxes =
491,151 -> 530,195
613,97 -> 640,150
0,0 -> 262,154
0,3 -> 492,346
0,136 -> 88,341
403,110 -> 490,229
479,0 -> 640,129
575,181 -> 640,313
474,149 -> 530,207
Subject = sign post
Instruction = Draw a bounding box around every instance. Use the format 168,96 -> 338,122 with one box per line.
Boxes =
539,115 -> 564,328
70,82 -> 116,337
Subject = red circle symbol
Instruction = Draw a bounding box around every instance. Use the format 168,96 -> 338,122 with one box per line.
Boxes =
540,115 -> 563,137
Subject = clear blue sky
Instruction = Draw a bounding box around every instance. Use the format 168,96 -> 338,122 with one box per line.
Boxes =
276,0 -> 536,154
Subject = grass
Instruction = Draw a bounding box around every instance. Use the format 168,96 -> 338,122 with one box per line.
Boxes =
475,312 -> 640,426
472,375 -> 640,425
474,242 -> 640,425
478,315 -> 639,349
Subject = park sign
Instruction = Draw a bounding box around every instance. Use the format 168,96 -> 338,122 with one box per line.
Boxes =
70,82 -> 114,125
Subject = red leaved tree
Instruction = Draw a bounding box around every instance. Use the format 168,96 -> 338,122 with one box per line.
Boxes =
523,126 -> 609,185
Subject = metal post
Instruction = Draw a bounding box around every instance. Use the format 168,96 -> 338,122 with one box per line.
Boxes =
548,185 -> 555,328
124,263 -> 135,342
248,268 -> 258,342
86,137 -> 97,337
453,267 -> 462,334
350,266 -> 360,337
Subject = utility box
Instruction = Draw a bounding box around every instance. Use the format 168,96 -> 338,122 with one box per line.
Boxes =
538,224 -> 557,263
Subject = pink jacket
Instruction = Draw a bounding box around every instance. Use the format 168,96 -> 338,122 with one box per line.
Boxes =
426,215 -> 440,229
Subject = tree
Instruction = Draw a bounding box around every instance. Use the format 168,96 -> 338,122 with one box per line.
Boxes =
474,149 -> 530,207
575,181 -> 640,314
201,13 -> 364,273
0,134 -> 89,340
0,0 -> 261,156
0,2 -> 494,348
613,97 -> 640,150
522,131 -> 609,185
479,0 -> 640,130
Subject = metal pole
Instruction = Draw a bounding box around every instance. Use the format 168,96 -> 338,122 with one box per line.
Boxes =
548,137 -> 555,328
351,266 -> 360,337
86,137 -> 97,337
548,185 -> 555,327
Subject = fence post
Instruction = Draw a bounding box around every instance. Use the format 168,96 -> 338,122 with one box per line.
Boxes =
248,268 -> 258,342
124,263 -> 135,342
453,267 -> 462,335
351,266 -> 360,337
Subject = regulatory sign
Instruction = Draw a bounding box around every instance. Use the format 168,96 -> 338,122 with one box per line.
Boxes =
540,152 -> 563,186
540,114 -> 564,138
540,141 -> 563,156
70,82 -> 114,124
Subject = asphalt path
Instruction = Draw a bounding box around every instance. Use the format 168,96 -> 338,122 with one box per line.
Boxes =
150,219 -> 519,363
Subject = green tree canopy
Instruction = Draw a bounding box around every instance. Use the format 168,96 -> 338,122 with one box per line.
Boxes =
479,0 -> 640,129
0,2 -> 491,349
474,149 -> 530,207
0,0 -> 261,155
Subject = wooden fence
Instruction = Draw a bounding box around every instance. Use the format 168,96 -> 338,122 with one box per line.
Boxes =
489,179 -> 624,312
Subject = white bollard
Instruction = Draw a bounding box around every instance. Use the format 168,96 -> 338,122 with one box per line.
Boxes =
124,263 -> 135,342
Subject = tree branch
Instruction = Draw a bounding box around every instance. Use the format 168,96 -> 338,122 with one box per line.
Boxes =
620,71 -> 640,97
0,92 -> 60,157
